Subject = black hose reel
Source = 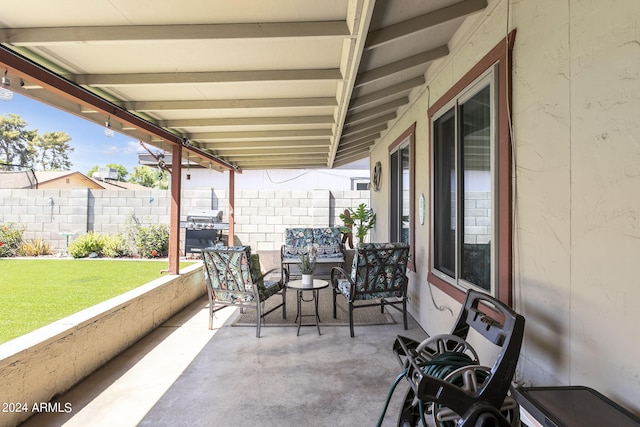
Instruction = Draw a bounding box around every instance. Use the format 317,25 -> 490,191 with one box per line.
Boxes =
385,290 -> 525,427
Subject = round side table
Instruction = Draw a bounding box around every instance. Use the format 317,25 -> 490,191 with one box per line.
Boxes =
286,279 -> 329,336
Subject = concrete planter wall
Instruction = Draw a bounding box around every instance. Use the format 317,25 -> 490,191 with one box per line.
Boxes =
0,263 -> 205,427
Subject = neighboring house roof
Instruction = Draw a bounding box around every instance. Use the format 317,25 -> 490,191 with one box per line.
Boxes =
0,170 -> 38,189
31,171 -> 148,190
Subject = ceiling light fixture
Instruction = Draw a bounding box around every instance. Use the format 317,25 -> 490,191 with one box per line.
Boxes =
0,70 -> 13,101
104,116 -> 114,138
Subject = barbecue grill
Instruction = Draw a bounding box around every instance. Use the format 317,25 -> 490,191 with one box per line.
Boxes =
183,209 -> 228,254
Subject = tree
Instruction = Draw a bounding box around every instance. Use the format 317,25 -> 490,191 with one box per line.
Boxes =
128,165 -> 168,189
87,165 -> 99,177
32,131 -> 73,170
0,114 -> 38,166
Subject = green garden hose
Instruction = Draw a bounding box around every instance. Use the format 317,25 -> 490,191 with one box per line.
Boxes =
377,369 -> 408,427
377,351 -> 478,427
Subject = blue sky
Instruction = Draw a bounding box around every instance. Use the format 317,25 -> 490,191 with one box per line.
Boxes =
0,93 -> 144,173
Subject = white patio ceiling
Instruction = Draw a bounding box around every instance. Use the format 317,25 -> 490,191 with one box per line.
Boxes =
0,0 -> 487,171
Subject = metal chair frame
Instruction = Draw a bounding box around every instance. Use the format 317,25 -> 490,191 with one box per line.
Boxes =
202,246 -> 287,338
331,243 -> 410,337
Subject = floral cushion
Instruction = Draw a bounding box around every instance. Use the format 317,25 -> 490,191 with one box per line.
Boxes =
283,228 -> 314,257
249,253 -> 264,288
313,227 -> 342,259
282,227 -> 344,260
249,253 -> 283,300
344,242 -> 410,301
203,246 -> 256,303
337,278 -> 353,299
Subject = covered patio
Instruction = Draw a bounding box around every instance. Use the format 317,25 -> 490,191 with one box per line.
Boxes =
20,295 -> 427,427
2,0 -> 640,425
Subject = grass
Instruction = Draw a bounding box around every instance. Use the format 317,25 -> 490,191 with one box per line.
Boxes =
0,259 -> 195,345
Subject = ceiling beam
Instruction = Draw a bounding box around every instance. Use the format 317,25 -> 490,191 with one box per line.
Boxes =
336,141 -> 374,157
234,158 -> 328,168
356,45 -> 448,87
0,21 -> 350,45
188,129 -> 332,140
121,98 -> 337,111
365,0 -> 487,49
334,147 -> 371,165
340,137 -> 376,152
349,76 -> 425,110
327,0 -> 377,168
333,154 -> 369,168
72,69 -> 342,86
345,97 -> 408,124
342,112 -> 396,136
340,134 -> 379,150
158,115 -> 335,128
198,139 -> 331,150
340,125 -> 385,144
217,146 -> 329,156
336,151 -> 371,165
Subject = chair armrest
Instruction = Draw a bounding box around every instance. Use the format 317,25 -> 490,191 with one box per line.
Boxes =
256,267 -> 286,282
330,266 -> 351,287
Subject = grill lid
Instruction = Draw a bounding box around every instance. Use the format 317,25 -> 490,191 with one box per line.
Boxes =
185,210 -> 223,229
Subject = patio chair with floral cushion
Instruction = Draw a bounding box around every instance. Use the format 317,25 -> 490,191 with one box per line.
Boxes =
331,242 -> 410,337
203,245 -> 287,338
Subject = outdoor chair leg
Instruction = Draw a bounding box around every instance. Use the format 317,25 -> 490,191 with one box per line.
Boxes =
349,302 -> 355,338
403,299 -> 408,330
282,289 -> 287,319
256,303 -> 262,338
332,289 -> 338,319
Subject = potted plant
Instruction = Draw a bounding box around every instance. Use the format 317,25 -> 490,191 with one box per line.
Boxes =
299,244 -> 317,286
340,203 -> 376,245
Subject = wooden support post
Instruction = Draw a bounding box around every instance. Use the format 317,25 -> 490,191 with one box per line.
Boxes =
168,143 -> 182,275
228,170 -> 235,246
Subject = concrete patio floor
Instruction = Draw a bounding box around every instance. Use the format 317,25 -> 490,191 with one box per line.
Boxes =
20,294 -> 429,427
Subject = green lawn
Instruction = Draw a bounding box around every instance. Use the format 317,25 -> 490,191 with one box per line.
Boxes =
0,259 -> 195,345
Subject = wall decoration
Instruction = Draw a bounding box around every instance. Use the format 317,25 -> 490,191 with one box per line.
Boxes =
371,161 -> 382,191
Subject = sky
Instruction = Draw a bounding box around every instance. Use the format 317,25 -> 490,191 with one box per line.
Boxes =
0,93 -> 145,174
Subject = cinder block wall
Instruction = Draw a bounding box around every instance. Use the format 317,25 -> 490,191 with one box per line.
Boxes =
0,188 -> 369,253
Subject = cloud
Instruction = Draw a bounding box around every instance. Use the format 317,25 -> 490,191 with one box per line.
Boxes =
124,140 -> 146,154
103,145 -> 121,155
103,139 -> 144,155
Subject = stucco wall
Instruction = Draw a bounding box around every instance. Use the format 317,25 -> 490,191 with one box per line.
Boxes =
369,0 -> 640,415
0,188 -> 369,253
0,263 -> 205,427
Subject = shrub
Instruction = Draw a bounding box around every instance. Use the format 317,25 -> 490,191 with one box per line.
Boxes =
102,233 -> 130,258
0,223 -> 25,257
67,232 -> 106,258
135,224 -> 169,258
17,239 -> 52,256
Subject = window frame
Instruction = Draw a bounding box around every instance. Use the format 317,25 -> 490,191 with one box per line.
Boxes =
389,123 -> 416,272
427,32 -> 515,306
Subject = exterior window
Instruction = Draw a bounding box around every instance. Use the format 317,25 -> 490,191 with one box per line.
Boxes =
352,178 -> 370,190
428,33 -> 514,305
432,73 -> 494,293
390,124 -> 415,271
